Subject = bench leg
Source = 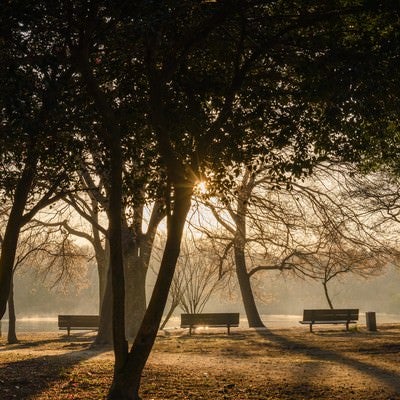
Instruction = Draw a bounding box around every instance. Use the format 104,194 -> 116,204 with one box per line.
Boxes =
67,327 -> 71,336
189,326 -> 192,336
227,324 -> 231,335
309,324 -> 313,333
346,322 -> 349,331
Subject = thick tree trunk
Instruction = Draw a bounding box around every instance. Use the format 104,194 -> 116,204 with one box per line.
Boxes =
98,209 -> 162,344
94,233 -> 109,315
95,265 -> 113,345
7,274 -> 18,344
124,201 -> 165,340
234,243 -> 265,328
323,281 -> 334,309
98,261 -> 108,313
108,132 -> 128,371
107,186 -> 192,400
94,239 -> 112,345
124,251 -> 146,340
78,50 -> 127,352
233,176 -> 264,328
0,161 -> 36,318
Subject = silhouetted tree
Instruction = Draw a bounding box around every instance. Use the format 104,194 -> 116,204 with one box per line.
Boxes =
2,2 -> 400,400
0,4 -> 82,318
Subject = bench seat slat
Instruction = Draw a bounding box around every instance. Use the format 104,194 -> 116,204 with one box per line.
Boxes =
299,320 -> 357,324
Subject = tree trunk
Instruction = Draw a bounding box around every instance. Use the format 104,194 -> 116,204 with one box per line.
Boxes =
124,249 -> 146,340
323,281 -> 334,309
108,131 -> 129,371
232,177 -> 264,328
95,264 -> 113,345
7,274 -> 18,344
234,242 -> 265,327
94,238 -> 113,345
98,260 -> 108,314
93,230 -> 109,315
0,161 -> 36,318
77,50 -> 128,354
160,301 -> 179,330
107,186 -> 192,400
124,201 -> 165,340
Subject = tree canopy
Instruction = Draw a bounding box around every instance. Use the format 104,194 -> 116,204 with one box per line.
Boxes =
1,1 -> 400,399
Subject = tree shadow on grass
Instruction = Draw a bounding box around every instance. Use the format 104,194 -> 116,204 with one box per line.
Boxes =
255,328 -> 400,394
0,335 -> 111,400
1,332 -> 98,350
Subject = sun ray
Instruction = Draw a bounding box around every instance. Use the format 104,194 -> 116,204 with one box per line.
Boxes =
194,180 -> 208,195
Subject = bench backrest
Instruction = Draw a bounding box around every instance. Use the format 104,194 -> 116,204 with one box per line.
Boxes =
181,313 -> 239,327
302,309 -> 359,322
58,315 -> 99,328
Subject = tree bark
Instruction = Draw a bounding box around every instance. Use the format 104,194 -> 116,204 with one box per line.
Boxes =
323,281 -> 334,309
234,242 -> 265,327
0,160 -> 36,318
233,175 -> 264,328
107,185 -> 192,400
77,45 -> 128,358
124,201 -> 165,340
93,237 -> 113,345
95,264 -> 113,345
124,248 -> 146,340
160,300 -> 179,330
96,203 -> 163,344
108,131 -> 129,371
7,273 -> 18,344
93,224 -> 109,314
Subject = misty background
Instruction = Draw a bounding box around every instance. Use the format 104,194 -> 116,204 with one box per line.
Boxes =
5,260 -> 400,329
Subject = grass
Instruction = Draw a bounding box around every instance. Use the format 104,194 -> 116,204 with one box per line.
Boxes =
1,325 -> 400,399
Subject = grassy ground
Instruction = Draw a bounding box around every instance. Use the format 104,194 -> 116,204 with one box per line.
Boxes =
1,325 -> 400,399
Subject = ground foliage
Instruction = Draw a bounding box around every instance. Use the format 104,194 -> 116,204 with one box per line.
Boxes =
1,326 -> 400,399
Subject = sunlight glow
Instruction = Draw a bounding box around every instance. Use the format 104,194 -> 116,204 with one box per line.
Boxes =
194,180 -> 208,195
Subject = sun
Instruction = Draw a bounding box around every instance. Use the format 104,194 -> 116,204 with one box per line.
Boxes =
194,180 -> 208,195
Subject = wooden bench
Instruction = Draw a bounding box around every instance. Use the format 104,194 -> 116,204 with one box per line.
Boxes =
181,313 -> 239,335
299,309 -> 359,332
58,315 -> 99,336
